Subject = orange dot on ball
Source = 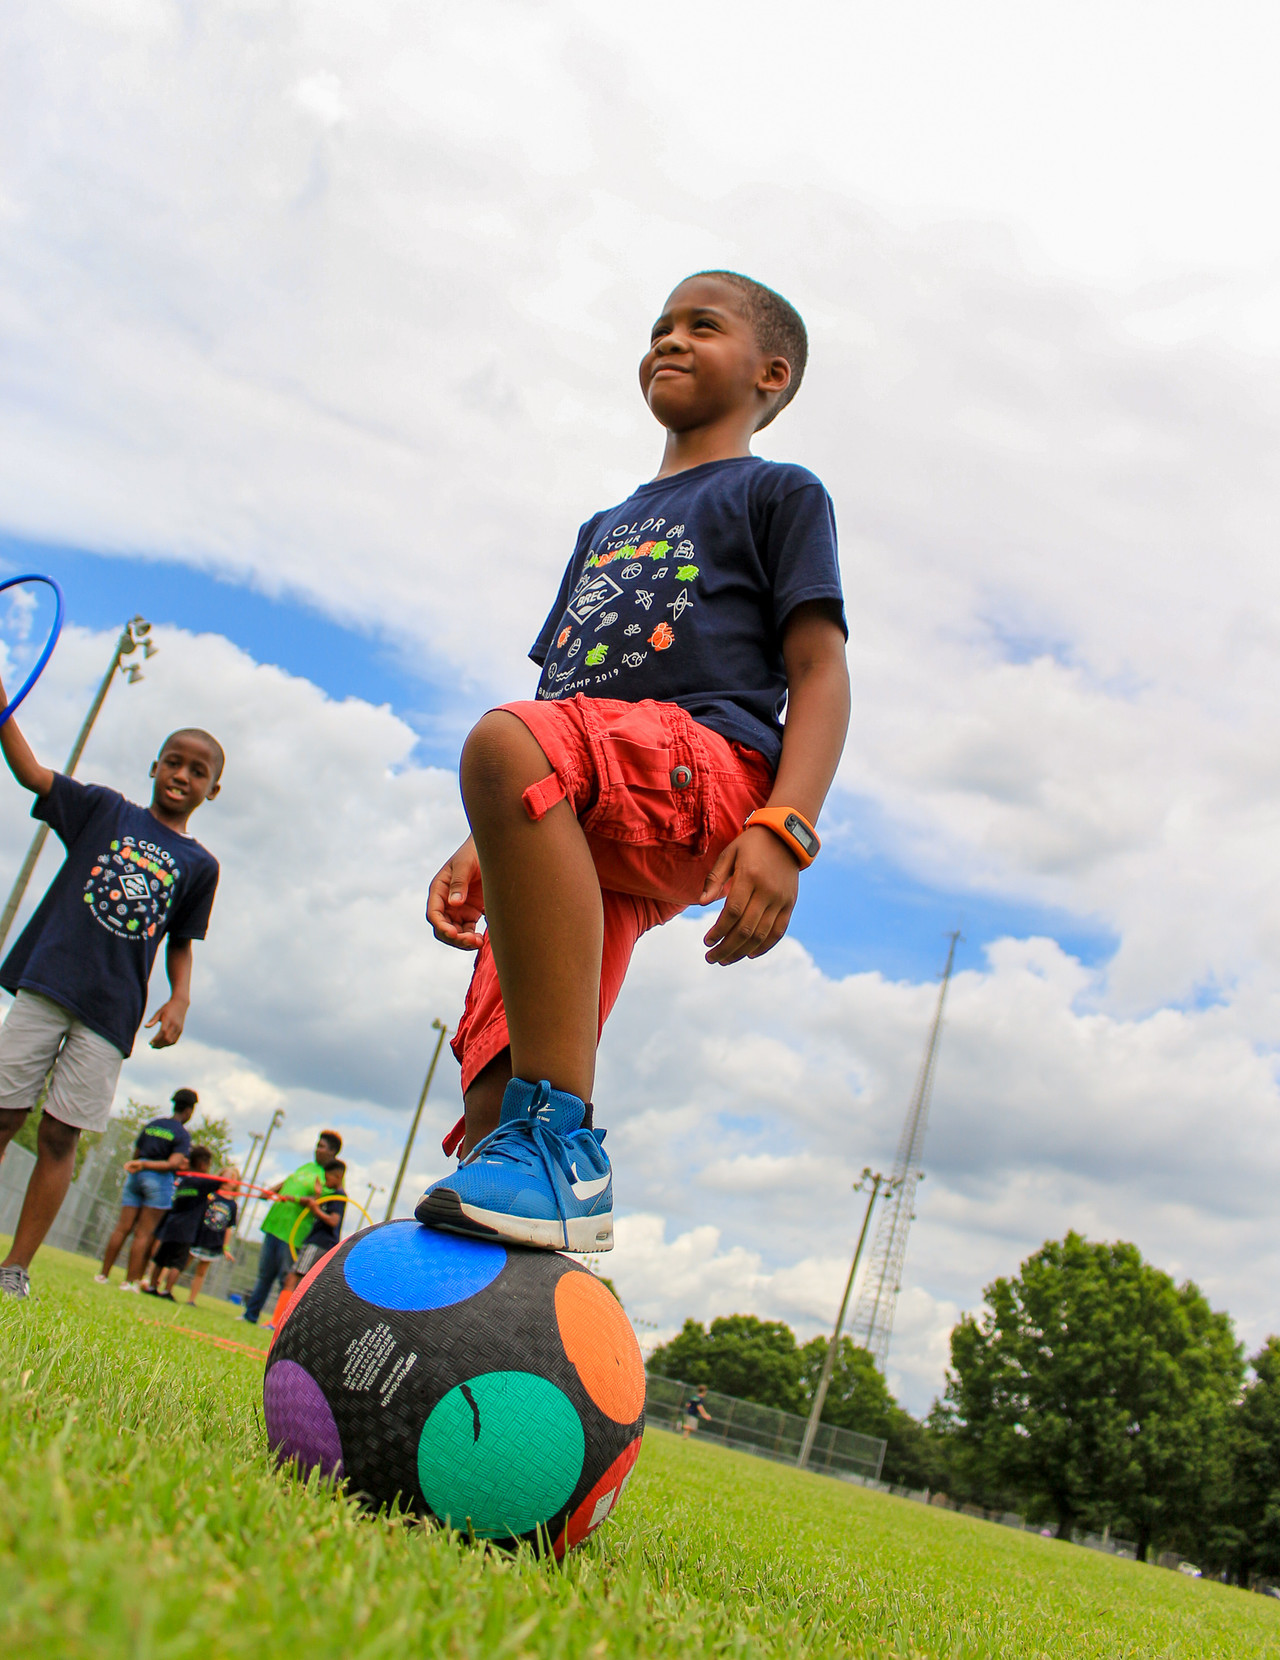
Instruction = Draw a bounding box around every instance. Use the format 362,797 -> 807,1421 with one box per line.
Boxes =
554,1272 -> 646,1424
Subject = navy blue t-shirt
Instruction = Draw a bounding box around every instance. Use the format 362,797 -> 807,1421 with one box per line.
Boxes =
0,776 -> 220,1056
133,1114 -> 193,1165
304,1196 -> 346,1249
157,1173 -> 223,1244
531,457 -> 846,767
194,1192 -> 237,1254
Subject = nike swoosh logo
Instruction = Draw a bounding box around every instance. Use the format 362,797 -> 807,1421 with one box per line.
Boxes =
570,1170 -> 611,1201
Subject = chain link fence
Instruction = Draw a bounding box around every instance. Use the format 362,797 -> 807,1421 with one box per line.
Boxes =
644,1371 -> 886,1482
0,1120 -> 266,1300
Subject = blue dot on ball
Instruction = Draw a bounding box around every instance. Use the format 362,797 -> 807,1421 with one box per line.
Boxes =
343,1221 -> 505,1311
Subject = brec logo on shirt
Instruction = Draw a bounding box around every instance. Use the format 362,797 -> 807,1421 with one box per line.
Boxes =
83,836 -> 181,943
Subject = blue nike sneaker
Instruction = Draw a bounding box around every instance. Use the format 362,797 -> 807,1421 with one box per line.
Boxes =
416,1077 -> 614,1252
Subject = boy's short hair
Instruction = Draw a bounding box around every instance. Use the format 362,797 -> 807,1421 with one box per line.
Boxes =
318,1130 -> 342,1154
160,729 -> 226,782
326,1160 -> 346,1181
189,1146 -> 213,1170
688,270 -> 808,428
172,1087 -> 198,1114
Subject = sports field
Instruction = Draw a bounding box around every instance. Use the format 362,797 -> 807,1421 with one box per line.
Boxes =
2,1245 -> 1276,1660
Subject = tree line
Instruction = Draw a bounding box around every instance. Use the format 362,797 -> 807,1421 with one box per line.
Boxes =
646,1230 -> 1280,1583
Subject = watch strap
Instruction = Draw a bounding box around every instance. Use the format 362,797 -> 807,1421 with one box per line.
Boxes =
743,806 -> 821,869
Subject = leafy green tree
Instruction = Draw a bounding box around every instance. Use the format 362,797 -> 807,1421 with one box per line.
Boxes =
647,1315 -> 804,1412
1222,1338 -> 1280,1585
799,1335 -> 894,1436
943,1232 -> 1242,1559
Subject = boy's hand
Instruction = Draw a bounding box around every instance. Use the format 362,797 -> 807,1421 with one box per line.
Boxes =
124,1159 -> 143,1173
0,677 -> 55,797
699,827 -> 800,966
146,996 -> 188,1048
427,837 -> 486,950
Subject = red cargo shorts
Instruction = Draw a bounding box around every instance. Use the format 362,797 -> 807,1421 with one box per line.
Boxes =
450,695 -> 774,1098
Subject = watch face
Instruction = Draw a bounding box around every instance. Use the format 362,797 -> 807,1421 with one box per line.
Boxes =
784,813 -> 818,855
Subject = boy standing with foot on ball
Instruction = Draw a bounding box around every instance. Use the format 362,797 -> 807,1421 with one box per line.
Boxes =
421,271 -> 849,1252
0,720 -> 222,1298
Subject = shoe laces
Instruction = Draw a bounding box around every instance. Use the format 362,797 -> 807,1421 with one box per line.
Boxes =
469,1080 -> 571,1248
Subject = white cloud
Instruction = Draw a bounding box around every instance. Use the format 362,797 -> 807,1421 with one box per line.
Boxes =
595,918 -> 1280,1409
5,4 -> 1280,1015
4,2 -> 1280,1415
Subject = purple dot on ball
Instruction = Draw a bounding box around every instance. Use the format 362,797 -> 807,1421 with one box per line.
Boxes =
264,1359 -> 343,1480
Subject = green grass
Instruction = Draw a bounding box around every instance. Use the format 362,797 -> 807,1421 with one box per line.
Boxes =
3,1244 -> 1278,1659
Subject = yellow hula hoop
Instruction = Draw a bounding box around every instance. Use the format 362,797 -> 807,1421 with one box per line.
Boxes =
286,1192 -> 376,1259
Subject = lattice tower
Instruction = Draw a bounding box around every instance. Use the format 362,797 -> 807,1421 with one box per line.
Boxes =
848,931 -> 960,1370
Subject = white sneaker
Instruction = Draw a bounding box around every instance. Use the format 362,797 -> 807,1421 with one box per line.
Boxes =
0,1266 -> 30,1299
119,1281 -> 140,1293
93,1273 -> 110,1285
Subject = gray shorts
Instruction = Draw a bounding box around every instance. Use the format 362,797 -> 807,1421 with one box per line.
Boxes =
292,1241 -> 332,1279
0,990 -> 125,1133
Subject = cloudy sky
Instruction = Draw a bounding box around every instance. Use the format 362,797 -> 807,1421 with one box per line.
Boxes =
3,0 -> 1279,1410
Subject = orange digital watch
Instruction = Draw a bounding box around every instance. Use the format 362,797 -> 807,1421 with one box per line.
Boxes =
743,806 -> 821,869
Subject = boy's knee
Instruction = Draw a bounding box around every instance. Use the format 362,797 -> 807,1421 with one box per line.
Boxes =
36,1113 -> 79,1160
460,712 -> 550,810
0,1107 -> 28,1139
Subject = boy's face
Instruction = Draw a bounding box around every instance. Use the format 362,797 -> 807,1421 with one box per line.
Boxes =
640,277 -> 790,434
149,734 -> 221,814
324,1167 -> 343,1191
315,1139 -> 338,1168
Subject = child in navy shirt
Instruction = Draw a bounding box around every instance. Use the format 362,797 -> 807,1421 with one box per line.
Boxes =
422,271 -> 849,1253
0,719 -> 222,1299
184,1163 -> 239,1306
143,1145 -> 222,1300
279,1160 -> 347,1315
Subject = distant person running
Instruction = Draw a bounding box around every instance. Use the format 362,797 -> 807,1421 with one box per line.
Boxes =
682,1384 -> 711,1438
0,721 -> 222,1301
281,1160 -> 347,1293
421,271 -> 848,1252
241,1131 -> 342,1324
183,1164 -> 239,1306
97,1087 -> 199,1289
142,1145 -> 223,1300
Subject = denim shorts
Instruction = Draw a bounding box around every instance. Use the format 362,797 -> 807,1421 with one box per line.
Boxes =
121,1168 -> 175,1209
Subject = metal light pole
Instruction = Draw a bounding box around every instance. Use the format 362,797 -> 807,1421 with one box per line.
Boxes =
0,615 -> 156,955
385,1019 -> 448,1221
240,1108 -> 285,1237
797,1168 -> 894,1470
241,1131 -> 264,1187
363,1183 -> 383,1223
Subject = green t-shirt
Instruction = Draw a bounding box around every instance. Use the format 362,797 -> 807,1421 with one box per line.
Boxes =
261,1161 -> 326,1242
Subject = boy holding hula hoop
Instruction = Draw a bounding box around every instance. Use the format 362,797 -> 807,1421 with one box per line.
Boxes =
284,1160 -> 348,1286
421,271 -> 849,1252
0,715 -> 222,1299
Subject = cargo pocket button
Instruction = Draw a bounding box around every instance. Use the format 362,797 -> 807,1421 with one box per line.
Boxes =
670,765 -> 693,789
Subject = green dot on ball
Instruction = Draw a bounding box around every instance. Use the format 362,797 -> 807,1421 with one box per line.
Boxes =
417,1371 -> 584,1539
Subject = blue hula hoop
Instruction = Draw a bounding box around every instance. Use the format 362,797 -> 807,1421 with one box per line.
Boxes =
0,575 -> 64,729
